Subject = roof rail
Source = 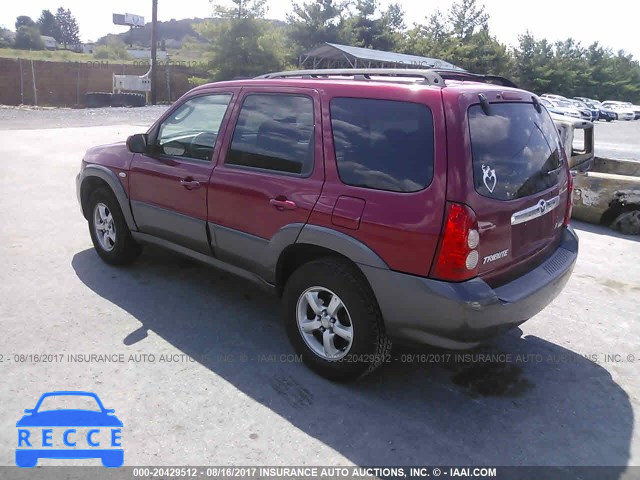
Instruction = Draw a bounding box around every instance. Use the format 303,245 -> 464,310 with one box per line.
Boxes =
258,69 -> 446,86
258,68 -> 519,88
431,69 -> 519,88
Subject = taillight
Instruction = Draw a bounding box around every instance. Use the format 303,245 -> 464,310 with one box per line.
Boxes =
431,203 -> 480,282
563,172 -> 574,226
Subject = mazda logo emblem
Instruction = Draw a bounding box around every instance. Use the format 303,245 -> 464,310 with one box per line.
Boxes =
538,200 -> 547,214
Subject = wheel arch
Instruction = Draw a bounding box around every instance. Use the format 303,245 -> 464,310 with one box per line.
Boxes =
80,165 -> 138,231
275,225 -> 388,297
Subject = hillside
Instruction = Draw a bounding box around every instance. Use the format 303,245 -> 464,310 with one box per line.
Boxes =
96,17 -> 287,49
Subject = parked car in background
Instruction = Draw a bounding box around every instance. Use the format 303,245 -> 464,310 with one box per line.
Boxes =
75,68 -> 578,380
581,99 -> 618,122
593,103 -> 616,122
570,99 -> 599,122
541,93 -> 568,101
621,102 -> 640,120
565,100 -> 595,121
540,98 -> 581,118
602,101 -> 636,121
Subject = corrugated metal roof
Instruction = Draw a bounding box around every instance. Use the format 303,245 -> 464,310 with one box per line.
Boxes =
303,43 -> 463,71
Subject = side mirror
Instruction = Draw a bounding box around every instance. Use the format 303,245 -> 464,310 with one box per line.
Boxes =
127,134 -> 148,154
24,409 -> 34,414
104,408 -> 115,414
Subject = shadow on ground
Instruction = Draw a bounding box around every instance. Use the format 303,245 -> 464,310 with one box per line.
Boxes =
72,246 -> 632,474
572,219 -> 639,242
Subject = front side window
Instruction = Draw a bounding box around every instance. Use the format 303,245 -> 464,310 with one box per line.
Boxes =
330,98 -> 434,193
226,94 -> 315,175
469,102 -> 563,200
156,94 -> 232,161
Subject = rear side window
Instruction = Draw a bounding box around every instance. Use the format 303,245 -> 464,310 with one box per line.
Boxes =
226,94 -> 314,176
469,103 -> 563,200
330,98 -> 434,193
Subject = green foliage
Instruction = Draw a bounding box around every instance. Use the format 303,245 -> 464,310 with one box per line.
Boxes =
15,16 -> 36,30
0,27 -> 13,48
212,0 -> 268,19
448,0 -> 488,39
197,16 -> 289,80
14,25 -> 44,50
93,38 -> 131,60
287,0 -> 351,53
513,33 -> 640,102
405,3 -> 512,77
55,7 -> 80,49
188,76 -> 210,86
343,0 -> 405,51
37,10 -> 62,42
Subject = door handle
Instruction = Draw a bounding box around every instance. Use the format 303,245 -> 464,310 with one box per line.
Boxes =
270,198 -> 297,211
180,179 -> 201,190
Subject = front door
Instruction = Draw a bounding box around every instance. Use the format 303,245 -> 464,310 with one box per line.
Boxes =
129,91 -> 236,254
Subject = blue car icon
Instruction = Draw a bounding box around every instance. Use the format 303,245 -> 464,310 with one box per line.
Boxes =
16,391 -> 123,468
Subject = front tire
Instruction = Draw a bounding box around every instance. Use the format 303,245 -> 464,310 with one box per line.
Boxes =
88,188 -> 141,265
282,258 -> 391,381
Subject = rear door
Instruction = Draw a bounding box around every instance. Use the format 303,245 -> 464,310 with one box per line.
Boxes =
208,88 -> 324,281
444,89 -> 570,285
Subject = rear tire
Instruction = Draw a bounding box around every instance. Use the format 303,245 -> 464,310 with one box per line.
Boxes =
88,188 -> 141,265
282,258 -> 391,381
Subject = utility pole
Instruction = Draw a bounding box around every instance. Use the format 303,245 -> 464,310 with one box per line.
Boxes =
150,0 -> 158,105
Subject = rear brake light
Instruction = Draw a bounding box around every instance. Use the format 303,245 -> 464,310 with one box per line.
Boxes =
431,203 -> 480,282
563,172 -> 574,226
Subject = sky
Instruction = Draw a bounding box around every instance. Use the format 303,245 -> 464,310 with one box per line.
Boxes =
2,0 -> 639,60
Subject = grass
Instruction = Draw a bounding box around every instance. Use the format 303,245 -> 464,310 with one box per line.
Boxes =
0,47 -> 99,63
0,47 -> 207,66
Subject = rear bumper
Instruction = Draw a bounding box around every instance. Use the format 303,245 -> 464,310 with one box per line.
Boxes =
361,226 -> 579,349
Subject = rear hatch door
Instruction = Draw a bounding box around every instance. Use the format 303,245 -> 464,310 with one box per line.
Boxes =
444,88 -> 570,286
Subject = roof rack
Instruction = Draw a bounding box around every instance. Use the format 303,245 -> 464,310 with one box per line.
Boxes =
434,70 -> 518,88
258,69 -> 446,86
258,68 -> 519,88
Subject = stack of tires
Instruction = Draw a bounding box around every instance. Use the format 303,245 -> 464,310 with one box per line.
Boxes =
84,92 -> 146,108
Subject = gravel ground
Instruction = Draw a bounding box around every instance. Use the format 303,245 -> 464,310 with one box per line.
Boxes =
0,108 -> 638,476
0,105 -> 170,130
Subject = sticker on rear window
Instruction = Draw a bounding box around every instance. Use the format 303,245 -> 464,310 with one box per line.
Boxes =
481,165 -> 497,193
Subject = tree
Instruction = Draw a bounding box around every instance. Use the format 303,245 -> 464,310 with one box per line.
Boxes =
55,7 -> 80,49
287,0 -> 351,52
0,27 -> 13,47
402,10 -> 453,60
212,0 -> 268,18
343,0 -> 402,51
14,25 -> 45,50
447,0 -> 489,40
197,0 -> 289,80
37,10 -> 62,42
15,16 -> 36,30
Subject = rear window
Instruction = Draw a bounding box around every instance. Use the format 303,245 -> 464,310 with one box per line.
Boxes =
469,103 -> 563,200
330,98 -> 434,193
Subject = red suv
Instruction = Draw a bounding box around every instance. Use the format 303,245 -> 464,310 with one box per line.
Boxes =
76,69 -> 578,380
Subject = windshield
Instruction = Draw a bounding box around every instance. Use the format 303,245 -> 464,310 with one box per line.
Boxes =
37,395 -> 102,412
469,102 -> 563,201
